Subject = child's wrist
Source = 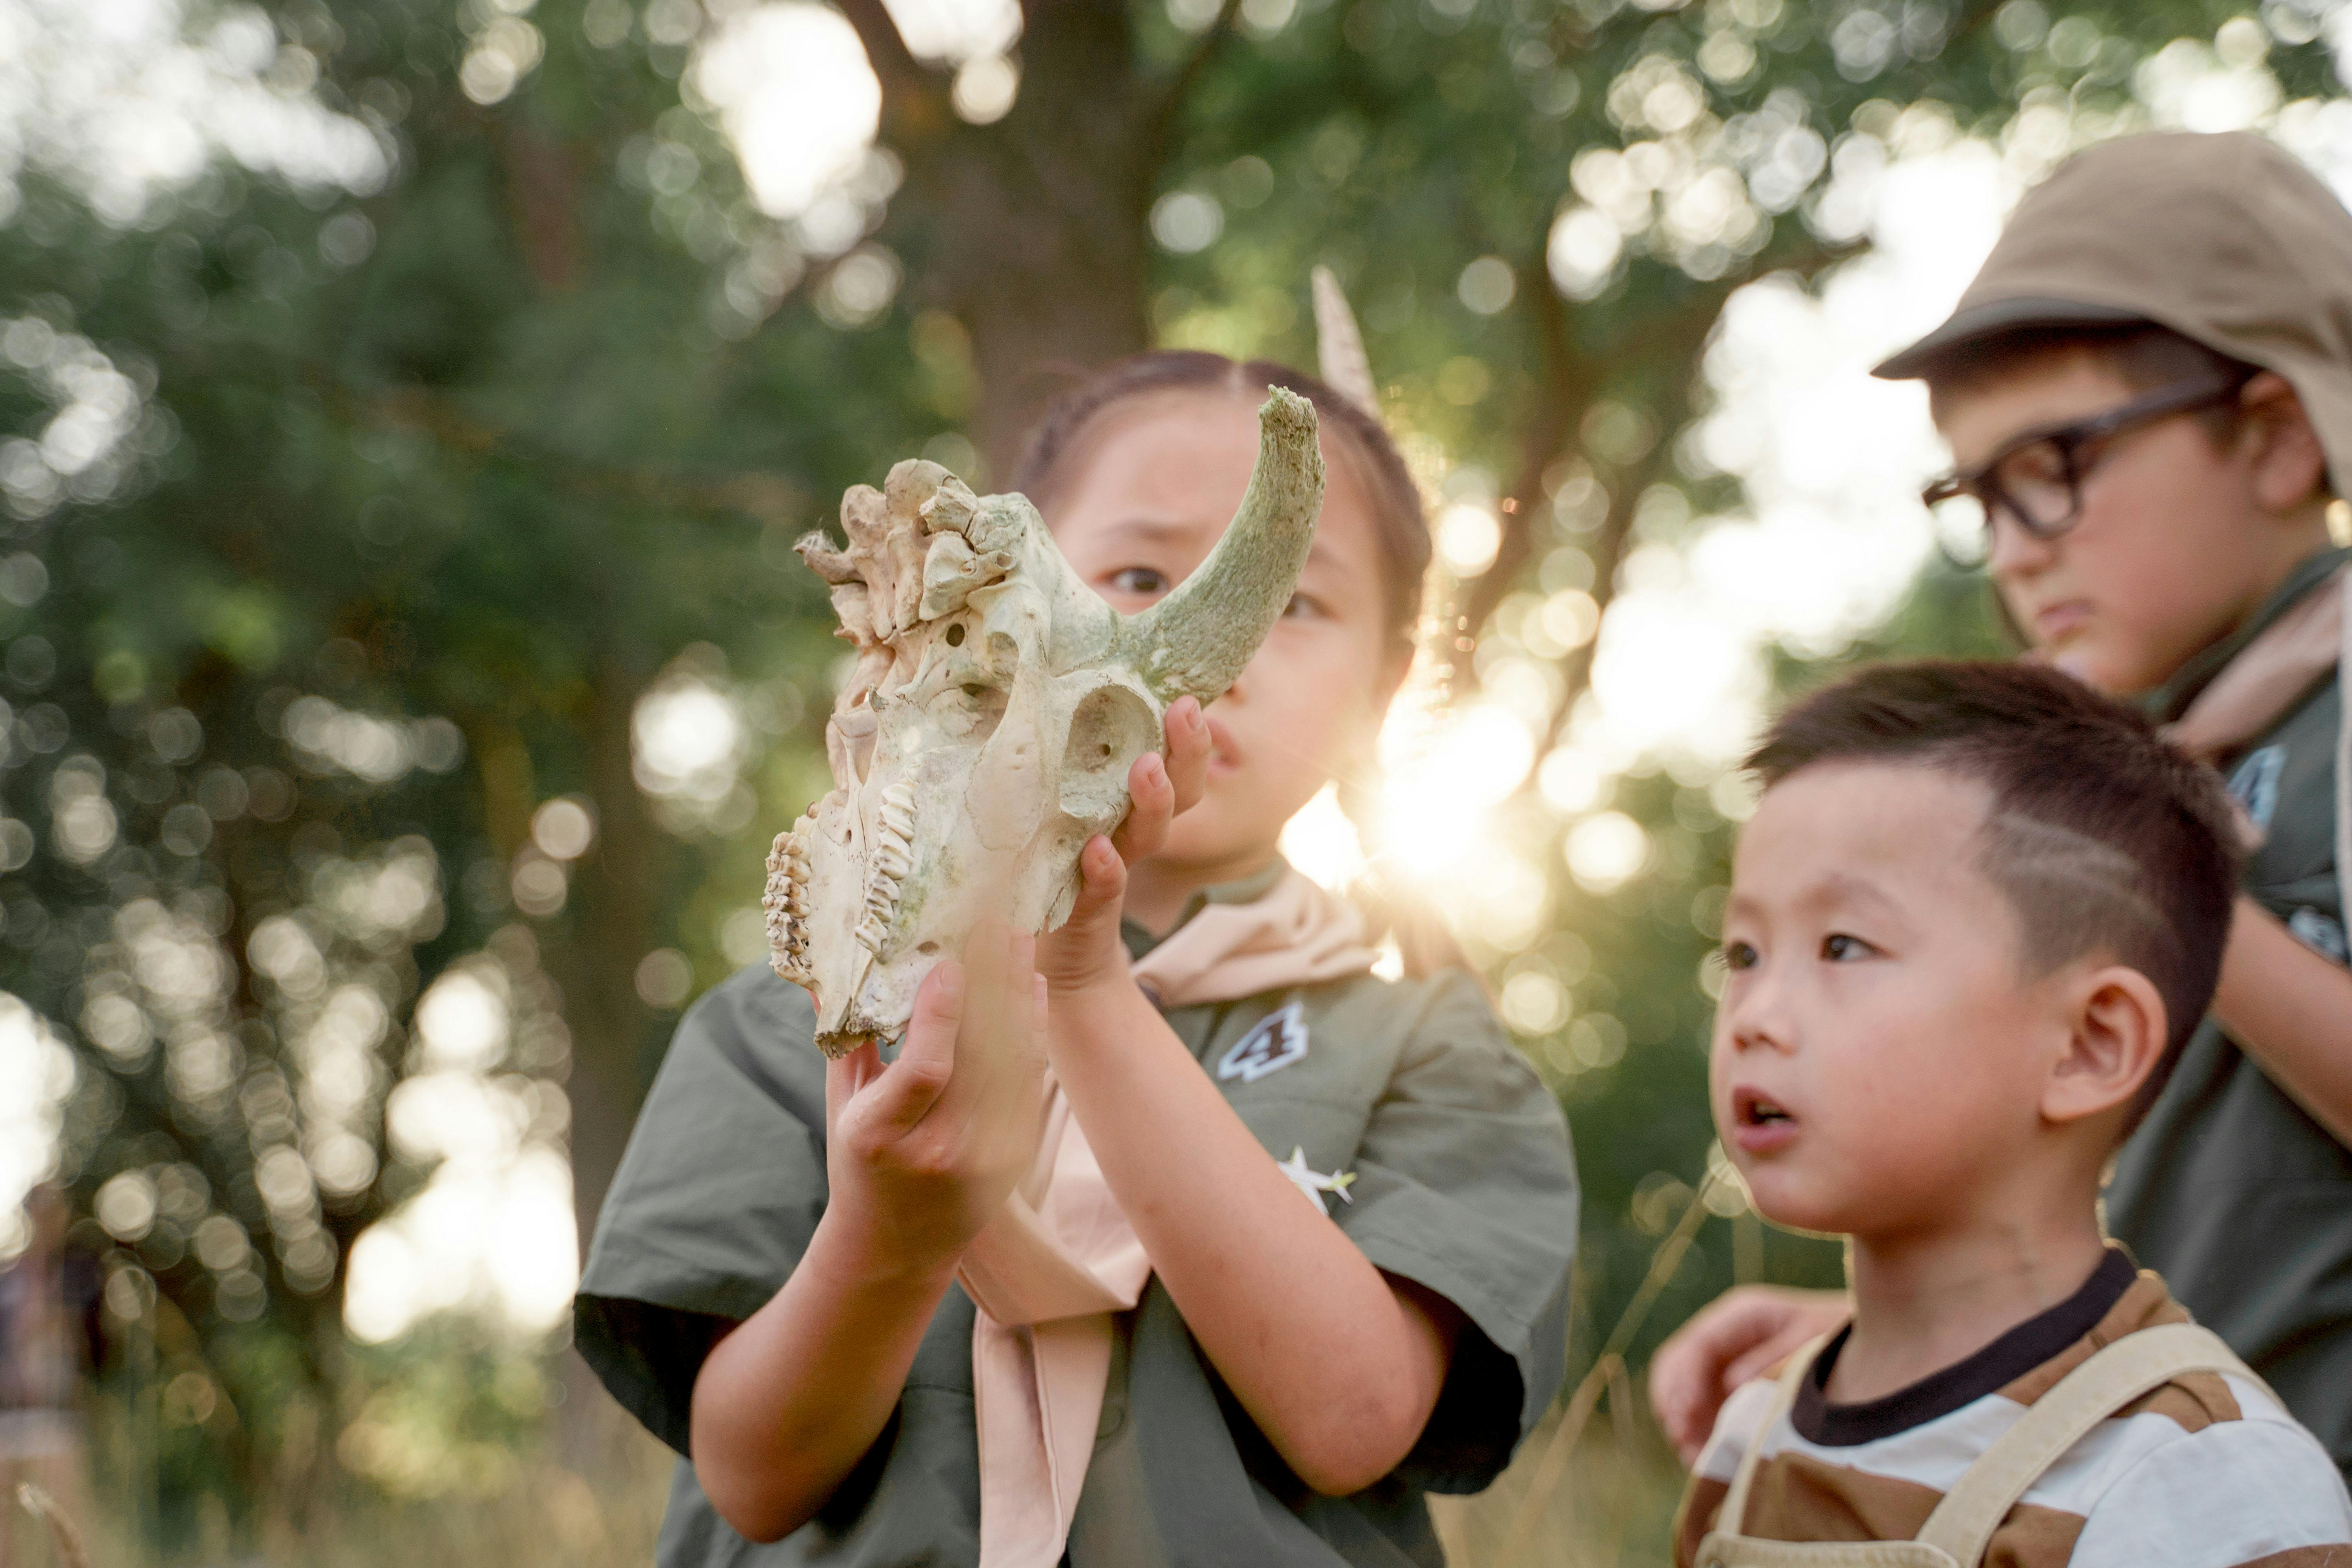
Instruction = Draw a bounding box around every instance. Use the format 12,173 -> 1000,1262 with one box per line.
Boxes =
1048,971 -> 1160,1048
811,1194 -> 967,1292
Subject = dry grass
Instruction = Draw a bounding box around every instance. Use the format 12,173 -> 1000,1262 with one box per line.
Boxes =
30,1383 -> 672,1568
40,1363 -> 1684,1567
1433,1388 -> 1688,1568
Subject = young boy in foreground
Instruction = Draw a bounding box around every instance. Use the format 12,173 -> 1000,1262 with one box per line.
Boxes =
1675,662 -> 2351,1566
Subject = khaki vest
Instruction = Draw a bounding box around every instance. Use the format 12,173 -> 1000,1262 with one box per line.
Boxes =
1693,1323 -> 2268,1568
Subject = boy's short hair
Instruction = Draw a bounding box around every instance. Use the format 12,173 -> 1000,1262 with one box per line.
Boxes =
1747,661 -> 2242,1134
1921,323 -> 2261,448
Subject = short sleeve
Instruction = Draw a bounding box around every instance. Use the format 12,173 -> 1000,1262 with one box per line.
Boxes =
574,966 -> 831,1456
2069,1406 -> 2352,1567
1332,970 -> 1579,1493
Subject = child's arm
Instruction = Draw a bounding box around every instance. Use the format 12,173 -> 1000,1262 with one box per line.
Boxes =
1038,740 -> 1463,1497
689,925 -> 1047,1542
2210,896 -> 2352,1148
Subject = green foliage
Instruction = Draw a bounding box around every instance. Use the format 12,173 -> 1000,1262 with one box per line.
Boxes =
0,0 -> 2339,1551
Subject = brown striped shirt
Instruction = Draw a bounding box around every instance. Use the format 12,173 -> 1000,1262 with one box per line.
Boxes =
1674,1254 -> 2352,1567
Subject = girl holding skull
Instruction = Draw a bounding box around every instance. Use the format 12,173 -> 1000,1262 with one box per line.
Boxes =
575,348 -> 1579,1568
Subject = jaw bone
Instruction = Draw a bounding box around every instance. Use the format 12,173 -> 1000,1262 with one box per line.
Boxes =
764,389 -> 1326,1056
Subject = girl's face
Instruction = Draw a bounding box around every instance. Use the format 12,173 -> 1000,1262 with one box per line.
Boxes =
1042,390 -> 1404,881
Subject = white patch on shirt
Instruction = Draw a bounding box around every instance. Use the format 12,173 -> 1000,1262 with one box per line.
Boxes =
2068,1397 -> 2352,1566
2228,744 -> 2288,831
2287,907 -> 2350,966
1217,1002 -> 1309,1083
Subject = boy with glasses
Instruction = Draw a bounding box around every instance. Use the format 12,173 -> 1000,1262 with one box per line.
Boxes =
1651,128 -> 2352,1490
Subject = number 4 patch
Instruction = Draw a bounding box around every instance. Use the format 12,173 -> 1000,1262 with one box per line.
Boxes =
1217,1002 -> 1309,1083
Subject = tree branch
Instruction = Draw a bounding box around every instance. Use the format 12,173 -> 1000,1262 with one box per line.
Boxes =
1146,0 -> 1244,160
316,380 -> 809,523
1537,418 -> 1678,755
836,0 -> 949,140
835,0 -> 928,95
1459,221 -> 1865,701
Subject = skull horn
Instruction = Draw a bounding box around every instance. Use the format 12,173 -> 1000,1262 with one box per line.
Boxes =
1120,387 -> 1325,702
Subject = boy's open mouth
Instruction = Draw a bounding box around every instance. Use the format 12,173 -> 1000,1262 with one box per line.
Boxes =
1730,1087 -> 1798,1151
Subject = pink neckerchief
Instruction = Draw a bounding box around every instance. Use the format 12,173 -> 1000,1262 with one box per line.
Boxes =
956,867 -> 1381,1568
2162,564 -> 2351,923
2165,561 -> 2346,766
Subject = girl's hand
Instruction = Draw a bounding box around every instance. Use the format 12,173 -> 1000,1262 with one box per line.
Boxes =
1036,696 -> 1210,996
822,920 -> 1049,1277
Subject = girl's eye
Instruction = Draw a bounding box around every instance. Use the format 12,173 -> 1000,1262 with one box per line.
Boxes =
1822,933 -> 1872,962
1280,592 -> 1322,620
1108,566 -> 1169,596
1720,941 -> 1758,972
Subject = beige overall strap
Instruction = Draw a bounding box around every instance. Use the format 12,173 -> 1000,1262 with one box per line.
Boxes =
1914,1323 -> 2258,1566
1717,1334 -> 1837,1534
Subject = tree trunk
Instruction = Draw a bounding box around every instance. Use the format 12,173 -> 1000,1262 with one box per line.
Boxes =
846,0 -> 1185,475
557,664 -> 669,1253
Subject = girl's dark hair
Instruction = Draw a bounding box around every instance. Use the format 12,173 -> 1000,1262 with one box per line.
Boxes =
1009,350 -> 1431,658
1011,350 -> 1466,978
1749,660 -> 2242,1135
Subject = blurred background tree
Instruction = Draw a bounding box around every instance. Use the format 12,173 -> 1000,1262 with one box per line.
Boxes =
0,0 -> 2344,1558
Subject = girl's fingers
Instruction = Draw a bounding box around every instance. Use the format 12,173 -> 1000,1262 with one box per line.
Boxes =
824,1038 -> 882,1140
1059,834 -> 1131,939
1005,932 -> 1045,1081
1111,751 -> 1174,862
971,928 -> 1044,1098
950,925 -> 1047,1156
1110,698 -> 1207,861
1161,697 -> 1210,817
936,920 -> 1017,1111
865,961 -> 962,1134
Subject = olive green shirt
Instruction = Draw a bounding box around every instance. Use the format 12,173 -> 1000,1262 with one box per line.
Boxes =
575,874 -> 1580,1566
2107,546 -> 2352,1483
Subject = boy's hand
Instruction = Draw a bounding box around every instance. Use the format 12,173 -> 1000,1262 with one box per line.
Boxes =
823,920 -> 1049,1276
1035,695 -> 1210,996
1648,1285 -> 1851,1464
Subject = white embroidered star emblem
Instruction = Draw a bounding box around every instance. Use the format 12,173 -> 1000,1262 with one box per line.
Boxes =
1277,1147 -> 1356,1211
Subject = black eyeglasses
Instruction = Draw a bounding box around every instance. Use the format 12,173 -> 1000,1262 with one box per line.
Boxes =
1922,378 -> 2248,557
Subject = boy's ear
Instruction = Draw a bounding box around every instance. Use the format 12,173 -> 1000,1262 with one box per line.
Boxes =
2238,372 -> 2331,515
2043,962 -> 2168,1129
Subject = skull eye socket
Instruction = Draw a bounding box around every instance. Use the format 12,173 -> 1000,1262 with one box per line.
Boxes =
1060,684 -> 1156,820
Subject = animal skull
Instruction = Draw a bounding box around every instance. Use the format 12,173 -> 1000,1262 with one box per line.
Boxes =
766,388 -> 1326,1055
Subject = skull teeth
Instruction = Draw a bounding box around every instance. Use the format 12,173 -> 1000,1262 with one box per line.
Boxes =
854,784 -> 917,955
854,871 -> 900,953
764,826 -> 816,980
877,782 -> 916,839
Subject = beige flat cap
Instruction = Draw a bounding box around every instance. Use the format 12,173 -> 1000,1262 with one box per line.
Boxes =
1873,131 -> 2352,495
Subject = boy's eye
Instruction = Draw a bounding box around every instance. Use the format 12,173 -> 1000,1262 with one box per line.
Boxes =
1996,439 -> 2067,485
1720,941 -> 1758,972
1107,566 -> 1169,596
1821,933 -> 1871,962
